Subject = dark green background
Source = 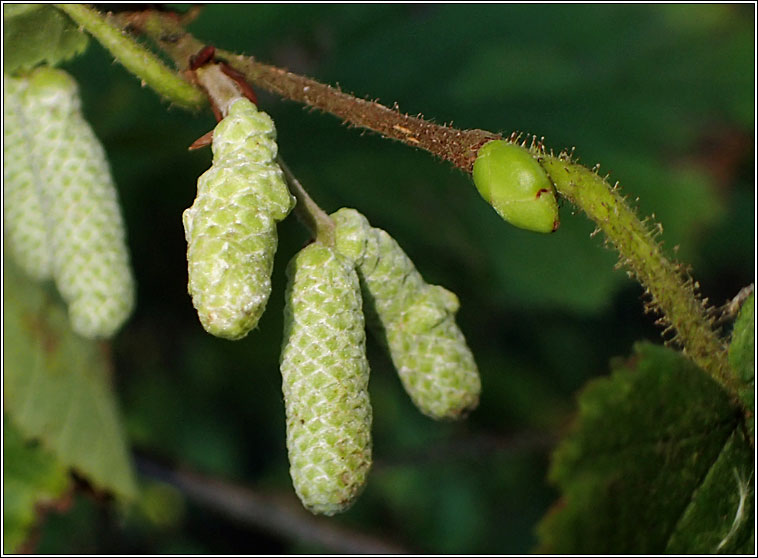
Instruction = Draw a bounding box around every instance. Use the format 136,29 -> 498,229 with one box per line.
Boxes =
34,4 -> 754,553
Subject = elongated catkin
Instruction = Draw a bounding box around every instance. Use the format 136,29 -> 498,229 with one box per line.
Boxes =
23,67 -> 134,339
183,97 -> 295,339
2,73 -> 51,281
280,242 -> 372,515
332,208 -> 480,420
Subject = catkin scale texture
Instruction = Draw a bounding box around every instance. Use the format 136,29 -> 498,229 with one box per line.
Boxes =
280,243 -> 372,515
2,73 -> 51,281
332,208 -> 481,420
183,98 -> 294,340
22,67 -> 134,339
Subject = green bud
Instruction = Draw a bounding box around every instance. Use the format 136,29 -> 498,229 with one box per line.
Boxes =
23,67 -> 135,339
2,73 -> 51,281
280,242 -> 372,515
332,208 -> 481,420
183,98 -> 295,339
472,140 -> 559,233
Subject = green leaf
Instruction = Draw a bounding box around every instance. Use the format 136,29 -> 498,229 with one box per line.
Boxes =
728,292 -> 754,442
3,4 -> 88,74
536,342 -> 752,553
3,417 -> 70,554
3,257 -> 137,500
729,292 -> 754,385
665,428 -> 754,553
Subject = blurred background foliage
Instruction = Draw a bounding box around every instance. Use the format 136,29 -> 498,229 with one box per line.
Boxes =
15,3 -> 754,553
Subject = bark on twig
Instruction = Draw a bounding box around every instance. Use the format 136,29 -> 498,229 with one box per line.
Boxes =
135,457 -> 412,554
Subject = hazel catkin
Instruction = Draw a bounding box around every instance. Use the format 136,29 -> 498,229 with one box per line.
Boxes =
279,242 -> 372,515
2,73 -> 51,281
332,208 -> 481,420
23,67 -> 134,339
183,97 -> 295,340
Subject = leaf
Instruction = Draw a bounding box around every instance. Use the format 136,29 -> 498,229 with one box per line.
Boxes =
536,342 -> 752,553
3,417 -> 71,554
3,4 -> 88,74
729,292 -> 754,443
729,292 -> 755,385
3,257 -> 137,499
665,428 -> 754,553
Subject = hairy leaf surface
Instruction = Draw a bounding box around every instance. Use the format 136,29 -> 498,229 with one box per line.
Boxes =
3,5 -> 88,73
537,343 -> 752,553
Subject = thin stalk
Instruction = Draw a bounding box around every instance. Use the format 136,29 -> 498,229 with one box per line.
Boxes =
194,64 -> 240,118
56,4 -> 205,109
278,159 -> 336,247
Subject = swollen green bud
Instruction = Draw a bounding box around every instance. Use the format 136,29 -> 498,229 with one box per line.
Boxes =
183,98 -> 295,340
2,73 -> 51,281
280,242 -> 372,515
23,67 -> 135,339
472,140 -> 559,234
332,208 -> 481,420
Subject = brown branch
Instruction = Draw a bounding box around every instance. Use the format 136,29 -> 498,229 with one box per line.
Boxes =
113,9 -> 499,171
222,54 -> 499,171
135,457 -> 412,554
719,283 -> 755,324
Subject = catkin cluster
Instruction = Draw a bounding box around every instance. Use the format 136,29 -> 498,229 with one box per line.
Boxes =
182,98 -> 479,515
277,211 -> 480,514
2,68 -> 135,339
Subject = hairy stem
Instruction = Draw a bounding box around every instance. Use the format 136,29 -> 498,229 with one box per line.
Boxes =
55,4 -> 205,109
540,153 -> 734,393
113,9 -> 499,170
222,54 -> 499,171
112,8 -> 734,398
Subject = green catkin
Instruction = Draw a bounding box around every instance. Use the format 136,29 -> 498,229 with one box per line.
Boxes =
183,97 -> 295,340
23,67 -> 135,339
2,73 -> 52,281
280,242 -> 372,515
332,208 -> 481,420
